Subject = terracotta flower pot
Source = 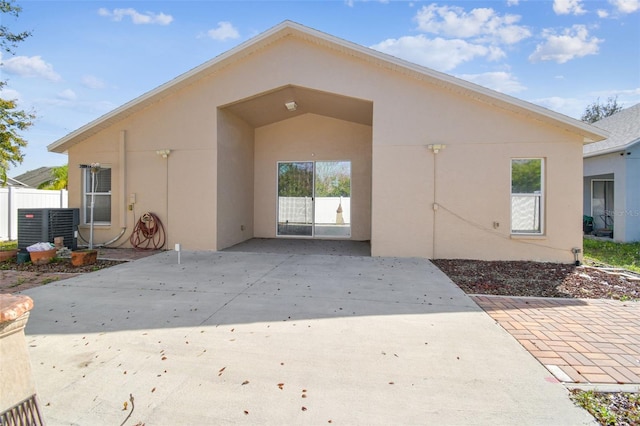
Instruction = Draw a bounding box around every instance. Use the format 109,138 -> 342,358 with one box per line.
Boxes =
29,248 -> 57,265
0,249 -> 18,262
71,249 -> 98,267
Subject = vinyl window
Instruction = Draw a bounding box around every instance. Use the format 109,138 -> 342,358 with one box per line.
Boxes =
511,158 -> 543,234
83,167 -> 111,225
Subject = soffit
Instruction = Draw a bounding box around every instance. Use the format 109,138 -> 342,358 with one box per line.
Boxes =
222,85 -> 373,128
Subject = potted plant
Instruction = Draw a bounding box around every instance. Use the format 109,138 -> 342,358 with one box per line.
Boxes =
71,249 -> 98,267
29,248 -> 57,265
0,248 -> 19,262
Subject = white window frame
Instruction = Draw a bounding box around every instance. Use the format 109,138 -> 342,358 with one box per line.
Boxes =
510,158 -> 544,235
82,166 -> 112,225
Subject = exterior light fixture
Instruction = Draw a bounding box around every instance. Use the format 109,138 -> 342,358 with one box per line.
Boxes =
427,144 -> 446,154
285,101 -> 297,111
156,149 -> 171,158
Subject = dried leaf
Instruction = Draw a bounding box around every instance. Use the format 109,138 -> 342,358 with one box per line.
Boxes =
301,406 -> 307,411
244,410 -> 249,415
123,401 -> 128,411
277,383 -> 284,390
161,356 -> 167,361
242,380 -> 250,385
151,387 -> 156,393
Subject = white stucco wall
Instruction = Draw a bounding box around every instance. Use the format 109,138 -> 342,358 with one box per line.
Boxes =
62,32 -> 589,261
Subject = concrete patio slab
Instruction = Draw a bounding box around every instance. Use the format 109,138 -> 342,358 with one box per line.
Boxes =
22,250 -> 595,425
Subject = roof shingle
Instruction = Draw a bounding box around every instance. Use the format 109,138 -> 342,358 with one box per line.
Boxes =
584,103 -> 640,157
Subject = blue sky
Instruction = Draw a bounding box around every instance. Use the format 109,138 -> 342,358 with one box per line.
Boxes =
2,0 -> 639,176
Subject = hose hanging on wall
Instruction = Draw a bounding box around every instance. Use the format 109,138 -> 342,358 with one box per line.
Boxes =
130,212 -> 165,250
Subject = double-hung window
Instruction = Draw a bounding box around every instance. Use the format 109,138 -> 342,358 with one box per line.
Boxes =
511,158 -> 543,234
83,166 -> 111,225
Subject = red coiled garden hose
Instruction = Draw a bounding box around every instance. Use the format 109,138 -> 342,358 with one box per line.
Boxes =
129,212 -> 166,250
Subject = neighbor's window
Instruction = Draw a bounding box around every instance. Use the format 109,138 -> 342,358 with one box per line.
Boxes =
83,166 -> 111,225
511,158 -> 543,234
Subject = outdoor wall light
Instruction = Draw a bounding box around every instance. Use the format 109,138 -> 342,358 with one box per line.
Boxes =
156,149 -> 171,158
427,144 -> 446,154
285,101 -> 297,111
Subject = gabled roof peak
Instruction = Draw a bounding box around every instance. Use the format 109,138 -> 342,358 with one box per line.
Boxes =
48,20 -> 607,153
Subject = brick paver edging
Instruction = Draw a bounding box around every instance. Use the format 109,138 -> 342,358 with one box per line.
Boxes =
471,295 -> 640,386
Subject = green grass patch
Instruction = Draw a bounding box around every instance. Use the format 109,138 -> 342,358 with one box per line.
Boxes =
571,389 -> 640,425
583,238 -> 640,274
0,241 -> 18,250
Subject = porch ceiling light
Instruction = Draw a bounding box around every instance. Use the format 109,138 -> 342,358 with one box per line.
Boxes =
285,101 -> 297,111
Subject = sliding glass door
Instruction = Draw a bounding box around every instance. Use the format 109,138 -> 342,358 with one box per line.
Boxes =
592,180 -> 614,233
277,162 -> 314,236
277,161 -> 351,238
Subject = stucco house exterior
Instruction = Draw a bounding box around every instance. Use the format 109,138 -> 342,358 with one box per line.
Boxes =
583,103 -> 640,242
48,21 -> 606,262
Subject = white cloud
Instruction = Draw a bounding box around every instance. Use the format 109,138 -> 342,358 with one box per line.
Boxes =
1,55 -> 62,82
507,0 -> 520,5
98,8 -> 173,25
371,35 -> 504,72
57,89 -> 77,101
533,89 -> 640,119
529,25 -> 602,63
0,86 -> 22,102
597,9 -> 610,17
81,75 -> 106,89
553,0 -> 586,15
458,71 -> 526,94
205,21 -> 240,41
532,96 -> 584,118
609,0 -> 640,13
414,4 -> 531,44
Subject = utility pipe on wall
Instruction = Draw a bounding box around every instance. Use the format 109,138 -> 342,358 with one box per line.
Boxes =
120,131 -> 127,228
427,144 -> 446,259
156,149 -> 171,249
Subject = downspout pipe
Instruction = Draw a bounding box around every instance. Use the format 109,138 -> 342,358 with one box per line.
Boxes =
427,144 -> 446,259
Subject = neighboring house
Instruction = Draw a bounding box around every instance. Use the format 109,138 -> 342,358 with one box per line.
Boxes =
4,177 -> 28,188
583,103 -> 640,242
12,167 -> 55,189
47,21 -> 606,262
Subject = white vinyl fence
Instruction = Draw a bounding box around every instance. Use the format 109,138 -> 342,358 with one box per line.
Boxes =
0,187 -> 68,241
278,197 -> 351,224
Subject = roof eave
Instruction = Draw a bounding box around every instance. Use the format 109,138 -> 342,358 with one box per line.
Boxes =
48,21 -> 298,154
584,138 -> 640,158
48,20 -> 609,153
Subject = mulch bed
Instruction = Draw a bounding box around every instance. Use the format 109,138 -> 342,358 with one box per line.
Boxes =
432,259 -> 640,300
1,257 -> 124,293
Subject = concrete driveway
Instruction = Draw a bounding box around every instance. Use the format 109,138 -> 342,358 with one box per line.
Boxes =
22,245 -> 594,425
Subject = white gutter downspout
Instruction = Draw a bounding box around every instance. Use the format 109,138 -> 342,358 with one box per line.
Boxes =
428,144 -> 446,259
120,130 -> 127,228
